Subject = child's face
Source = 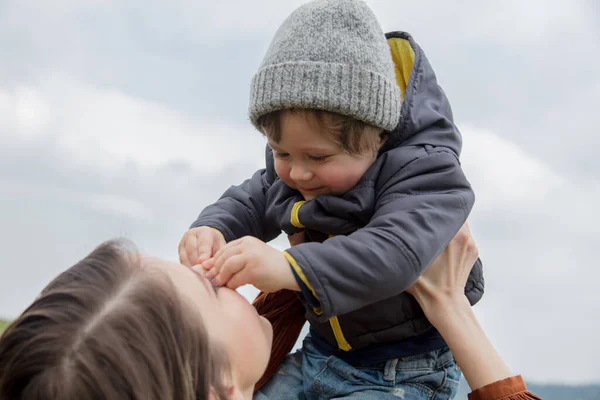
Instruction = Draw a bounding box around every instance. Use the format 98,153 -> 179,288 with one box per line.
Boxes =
269,112 -> 380,200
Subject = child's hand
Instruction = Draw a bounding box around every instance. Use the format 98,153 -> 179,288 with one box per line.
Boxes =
178,227 -> 226,267
204,236 -> 300,293
287,231 -> 305,246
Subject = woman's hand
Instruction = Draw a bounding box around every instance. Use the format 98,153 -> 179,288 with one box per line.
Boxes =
406,222 -> 478,325
408,222 -> 515,391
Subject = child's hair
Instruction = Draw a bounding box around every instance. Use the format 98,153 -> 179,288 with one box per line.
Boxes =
0,240 -> 229,400
257,108 -> 386,155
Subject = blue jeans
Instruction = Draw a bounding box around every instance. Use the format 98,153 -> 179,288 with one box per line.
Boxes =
255,336 -> 461,400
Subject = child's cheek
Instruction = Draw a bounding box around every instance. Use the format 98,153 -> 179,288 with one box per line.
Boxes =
325,165 -> 365,194
274,160 -> 294,188
322,167 -> 348,192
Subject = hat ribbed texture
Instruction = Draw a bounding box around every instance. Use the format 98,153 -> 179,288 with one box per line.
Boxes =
249,0 -> 401,131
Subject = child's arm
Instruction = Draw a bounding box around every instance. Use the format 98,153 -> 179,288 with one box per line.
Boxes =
286,148 -> 476,320
180,147 -> 281,267
189,147 -> 281,244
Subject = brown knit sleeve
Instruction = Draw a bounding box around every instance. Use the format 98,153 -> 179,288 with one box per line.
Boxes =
468,376 -> 543,400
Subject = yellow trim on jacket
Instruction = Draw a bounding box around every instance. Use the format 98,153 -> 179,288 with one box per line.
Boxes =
290,201 -> 306,228
283,251 -> 322,315
388,37 -> 415,100
329,316 -> 352,351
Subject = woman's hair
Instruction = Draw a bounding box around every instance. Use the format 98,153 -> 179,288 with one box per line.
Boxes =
257,108 -> 385,155
0,240 -> 229,400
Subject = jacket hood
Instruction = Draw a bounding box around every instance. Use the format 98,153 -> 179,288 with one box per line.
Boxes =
383,31 -> 462,156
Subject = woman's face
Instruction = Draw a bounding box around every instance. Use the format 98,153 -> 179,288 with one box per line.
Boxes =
143,256 -> 272,392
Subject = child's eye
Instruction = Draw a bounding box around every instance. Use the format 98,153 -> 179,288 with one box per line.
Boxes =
309,155 -> 329,162
274,152 -> 290,159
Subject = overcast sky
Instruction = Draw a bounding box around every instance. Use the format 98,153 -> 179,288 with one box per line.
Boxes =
1,0 -> 599,384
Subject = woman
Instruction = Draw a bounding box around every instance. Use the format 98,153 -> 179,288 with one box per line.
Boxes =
0,227 -> 538,399
0,241 -> 271,399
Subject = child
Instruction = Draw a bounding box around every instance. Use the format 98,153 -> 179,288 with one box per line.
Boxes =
179,0 -> 484,398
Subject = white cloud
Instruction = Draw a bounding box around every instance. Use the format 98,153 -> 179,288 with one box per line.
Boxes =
370,0 -> 594,45
1,78 -> 267,172
461,125 -> 566,209
459,124 -> 599,383
13,87 -> 50,135
3,179 -> 153,222
157,0 -> 598,46
8,0 -> 592,46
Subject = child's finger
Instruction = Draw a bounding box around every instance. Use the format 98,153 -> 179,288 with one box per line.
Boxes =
200,258 -> 214,270
224,269 -> 249,290
205,245 -> 238,279
196,237 -> 215,264
213,255 -> 245,286
211,242 -> 242,273
288,231 -> 305,246
212,238 -> 242,261
205,264 -> 218,280
179,246 -> 192,267
184,236 -> 199,268
196,245 -> 213,264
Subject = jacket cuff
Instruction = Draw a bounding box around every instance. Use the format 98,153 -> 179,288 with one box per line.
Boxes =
290,201 -> 306,229
284,251 -> 322,314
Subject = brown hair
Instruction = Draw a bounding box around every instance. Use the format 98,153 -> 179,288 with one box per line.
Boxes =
252,290 -> 305,393
257,109 -> 386,155
0,240 -> 229,400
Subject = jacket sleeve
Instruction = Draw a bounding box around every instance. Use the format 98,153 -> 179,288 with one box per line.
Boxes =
285,149 -> 474,319
190,147 -> 281,243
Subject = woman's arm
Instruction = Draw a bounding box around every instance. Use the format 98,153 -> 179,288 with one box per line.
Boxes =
417,288 -> 513,391
408,224 -> 540,399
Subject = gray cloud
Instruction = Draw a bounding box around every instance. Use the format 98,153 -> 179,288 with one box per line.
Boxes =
0,131 -> 273,315
0,0 -> 598,385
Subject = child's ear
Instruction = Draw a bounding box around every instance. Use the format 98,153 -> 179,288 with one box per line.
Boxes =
379,131 -> 390,145
373,131 -> 389,154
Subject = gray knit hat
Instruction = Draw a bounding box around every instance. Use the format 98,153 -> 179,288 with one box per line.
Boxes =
249,0 -> 401,132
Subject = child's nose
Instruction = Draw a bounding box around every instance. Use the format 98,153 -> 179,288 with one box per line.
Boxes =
290,163 -> 312,182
